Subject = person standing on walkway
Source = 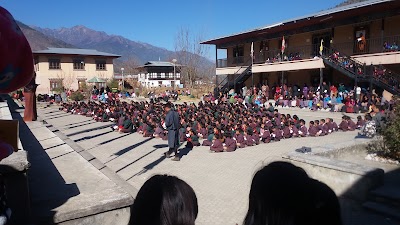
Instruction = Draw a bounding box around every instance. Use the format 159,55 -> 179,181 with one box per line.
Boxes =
164,102 -> 180,161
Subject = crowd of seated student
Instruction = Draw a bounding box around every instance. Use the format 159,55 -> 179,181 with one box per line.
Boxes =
383,41 -> 399,52
265,52 -> 303,63
59,97 -> 365,155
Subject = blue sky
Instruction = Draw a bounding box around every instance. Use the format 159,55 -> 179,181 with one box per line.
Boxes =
2,0 -> 344,57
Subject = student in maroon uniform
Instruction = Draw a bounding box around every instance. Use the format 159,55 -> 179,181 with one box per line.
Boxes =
260,124 -> 271,143
308,121 -> 319,137
356,115 -> 366,129
282,122 -> 292,139
289,122 -> 299,137
223,132 -> 237,152
234,129 -> 246,148
320,119 -> 329,136
315,120 -> 325,136
347,116 -> 357,131
210,133 -> 224,152
338,116 -> 349,131
298,119 -> 308,137
244,129 -> 256,147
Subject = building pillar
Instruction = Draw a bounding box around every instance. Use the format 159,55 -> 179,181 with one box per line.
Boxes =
381,18 -> 385,47
319,68 -> 323,90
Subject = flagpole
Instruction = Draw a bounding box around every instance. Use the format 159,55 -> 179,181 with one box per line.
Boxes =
251,42 -> 254,88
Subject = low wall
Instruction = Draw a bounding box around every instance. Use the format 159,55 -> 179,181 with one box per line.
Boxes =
0,100 -> 30,225
283,152 -> 384,201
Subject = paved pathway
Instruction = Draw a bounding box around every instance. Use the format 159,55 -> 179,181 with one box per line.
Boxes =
37,105 -> 388,225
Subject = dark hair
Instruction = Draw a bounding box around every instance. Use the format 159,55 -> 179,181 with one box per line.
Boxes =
243,162 -> 341,225
130,175 -> 198,225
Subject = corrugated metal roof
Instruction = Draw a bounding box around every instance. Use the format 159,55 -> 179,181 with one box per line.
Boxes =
32,48 -> 121,57
201,0 -> 393,44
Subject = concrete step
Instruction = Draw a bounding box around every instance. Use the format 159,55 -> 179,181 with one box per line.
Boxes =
363,201 -> 400,220
369,186 -> 400,207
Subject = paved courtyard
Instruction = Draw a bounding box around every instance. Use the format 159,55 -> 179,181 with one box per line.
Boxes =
37,105 -> 383,225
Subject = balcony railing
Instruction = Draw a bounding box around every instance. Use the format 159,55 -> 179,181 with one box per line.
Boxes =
332,35 -> 400,55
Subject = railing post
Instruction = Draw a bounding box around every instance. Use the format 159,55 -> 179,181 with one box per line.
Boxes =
369,64 -> 374,106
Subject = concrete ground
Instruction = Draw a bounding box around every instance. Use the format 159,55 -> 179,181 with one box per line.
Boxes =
36,104 -> 394,225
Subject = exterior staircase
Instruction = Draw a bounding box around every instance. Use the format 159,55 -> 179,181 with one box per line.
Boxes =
217,59 -> 252,93
322,46 -> 400,95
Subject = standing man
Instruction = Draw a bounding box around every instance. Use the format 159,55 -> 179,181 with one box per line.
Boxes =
164,102 -> 180,161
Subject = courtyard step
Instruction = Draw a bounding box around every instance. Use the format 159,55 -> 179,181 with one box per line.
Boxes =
369,185 -> 400,208
363,201 -> 400,220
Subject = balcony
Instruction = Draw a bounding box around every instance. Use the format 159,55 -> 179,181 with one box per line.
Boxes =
216,35 -> 400,73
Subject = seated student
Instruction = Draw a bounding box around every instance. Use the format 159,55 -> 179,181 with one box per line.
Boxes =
327,118 -> 338,133
153,122 -> 166,139
252,128 -> 260,145
234,129 -> 246,148
130,175 -> 198,225
356,115 -> 365,129
282,122 -> 292,139
223,132 -> 237,152
112,115 -> 125,131
197,124 -> 207,139
298,119 -> 308,137
289,122 -> 299,137
270,126 -> 282,142
119,117 -> 133,133
338,116 -> 349,131
186,129 -> 200,147
210,133 -> 224,153
320,119 -> 329,136
244,129 -> 256,147
143,121 -> 155,137
243,161 -> 342,225
359,114 -> 376,138
202,128 -> 217,146
308,121 -> 319,137
260,124 -> 271,143
347,116 -> 357,131
315,120 -> 325,136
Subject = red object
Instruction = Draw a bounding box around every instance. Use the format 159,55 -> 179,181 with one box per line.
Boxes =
0,7 -> 34,93
0,141 -> 13,161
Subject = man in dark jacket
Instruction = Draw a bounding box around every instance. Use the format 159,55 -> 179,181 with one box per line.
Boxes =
164,103 -> 180,161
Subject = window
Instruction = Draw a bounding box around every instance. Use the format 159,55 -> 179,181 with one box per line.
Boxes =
157,73 -> 161,79
34,57 -> 39,71
49,79 -> 63,91
49,59 -> 61,70
73,59 -> 85,70
233,46 -> 244,63
233,46 -> 244,58
96,60 -> 106,70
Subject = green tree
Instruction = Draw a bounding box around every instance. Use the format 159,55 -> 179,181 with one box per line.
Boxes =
382,97 -> 400,161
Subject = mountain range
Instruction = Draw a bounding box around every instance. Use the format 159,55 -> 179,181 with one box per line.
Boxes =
32,25 -> 177,64
17,21 -> 213,73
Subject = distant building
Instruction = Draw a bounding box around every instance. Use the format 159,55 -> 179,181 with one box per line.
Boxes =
137,61 -> 181,88
202,0 -> 400,95
33,48 -> 120,94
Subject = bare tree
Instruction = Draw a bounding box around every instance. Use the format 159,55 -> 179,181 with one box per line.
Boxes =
174,27 -> 212,87
120,57 -> 141,75
57,71 -> 76,90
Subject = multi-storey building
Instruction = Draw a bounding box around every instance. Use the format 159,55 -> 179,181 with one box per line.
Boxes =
202,0 -> 400,95
33,48 -> 120,94
137,61 -> 181,88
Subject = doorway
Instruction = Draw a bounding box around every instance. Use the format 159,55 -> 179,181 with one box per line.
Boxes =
312,33 -> 332,56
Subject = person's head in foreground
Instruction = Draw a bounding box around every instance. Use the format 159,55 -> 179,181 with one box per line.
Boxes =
243,161 -> 342,225
130,174 -> 198,225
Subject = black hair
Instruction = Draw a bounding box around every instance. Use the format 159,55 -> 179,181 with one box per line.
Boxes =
243,162 -> 342,225
130,175 -> 198,225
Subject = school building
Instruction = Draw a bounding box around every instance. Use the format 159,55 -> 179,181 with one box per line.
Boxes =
201,0 -> 400,95
33,48 -> 120,94
136,61 -> 181,88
